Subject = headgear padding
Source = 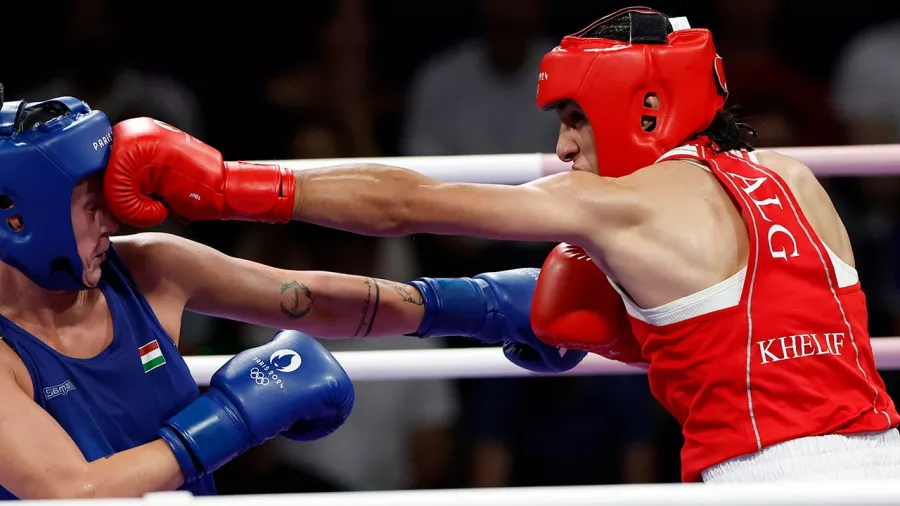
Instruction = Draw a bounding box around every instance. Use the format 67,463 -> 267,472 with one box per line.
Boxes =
0,96 -> 112,290
536,6 -> 728,177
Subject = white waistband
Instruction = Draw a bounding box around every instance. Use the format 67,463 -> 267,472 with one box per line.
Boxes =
702,429 -> 900,483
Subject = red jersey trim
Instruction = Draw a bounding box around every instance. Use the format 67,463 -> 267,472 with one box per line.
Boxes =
705,152 -> 764,450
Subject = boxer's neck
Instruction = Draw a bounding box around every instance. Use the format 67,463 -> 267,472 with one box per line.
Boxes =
0,262 -> 97,330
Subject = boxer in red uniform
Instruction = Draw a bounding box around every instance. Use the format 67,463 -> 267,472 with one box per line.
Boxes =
103,7 -> 900,482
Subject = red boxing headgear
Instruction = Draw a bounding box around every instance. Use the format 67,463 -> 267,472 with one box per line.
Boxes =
536,6 -> 728,177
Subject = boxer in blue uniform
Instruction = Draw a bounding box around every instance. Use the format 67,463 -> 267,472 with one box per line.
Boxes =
0,87 -> 578,499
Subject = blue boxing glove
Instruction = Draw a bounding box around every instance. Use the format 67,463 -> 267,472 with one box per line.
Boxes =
158,330 -> 354,482
408,268 -> 586,373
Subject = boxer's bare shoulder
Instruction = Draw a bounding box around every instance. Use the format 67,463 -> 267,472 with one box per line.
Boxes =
0,339 -> 32,399
110,232 -> 182,281
754,150 -> 816,192
755,150 -> 855,268
111,233 -> 194,344
621,158 -> 725,197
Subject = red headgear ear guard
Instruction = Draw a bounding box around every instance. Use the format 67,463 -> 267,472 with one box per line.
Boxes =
536,6 -> 728,177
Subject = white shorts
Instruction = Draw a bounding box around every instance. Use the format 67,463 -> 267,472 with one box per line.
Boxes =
702,428 -> 900,482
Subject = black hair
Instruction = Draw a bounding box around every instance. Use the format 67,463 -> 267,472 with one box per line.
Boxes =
698,107 -> 759,152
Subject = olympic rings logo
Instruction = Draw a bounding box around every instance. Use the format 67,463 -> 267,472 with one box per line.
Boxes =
249,368 -> 270,386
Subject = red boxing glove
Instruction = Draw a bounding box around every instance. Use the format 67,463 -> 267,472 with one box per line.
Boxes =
103,118 -> 295,227
531,243 -> 649,368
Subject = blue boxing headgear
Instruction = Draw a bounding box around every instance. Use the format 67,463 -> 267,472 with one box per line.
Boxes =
0,94 -> 113,291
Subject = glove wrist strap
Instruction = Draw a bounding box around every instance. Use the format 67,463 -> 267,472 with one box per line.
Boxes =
158,427 -> 201,483
223,162 -> 296,223
158,390 -> 251,480
408,277 -> 492,339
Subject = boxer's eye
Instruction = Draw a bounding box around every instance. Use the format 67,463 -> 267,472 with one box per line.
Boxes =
555,102 -> 587,128
560,110 -> 586,128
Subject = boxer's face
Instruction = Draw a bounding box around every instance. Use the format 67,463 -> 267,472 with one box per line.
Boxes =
555,101 -> 598,174
71,176 -> 119,287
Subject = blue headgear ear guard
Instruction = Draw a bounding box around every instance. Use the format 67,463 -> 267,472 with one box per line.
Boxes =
0,94 -> 113,291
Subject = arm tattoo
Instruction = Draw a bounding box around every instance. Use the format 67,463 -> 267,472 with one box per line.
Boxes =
374,279 -> 424,306
393,283 -> 424,306
280,280 -> 314,319
355,278 -> 381,337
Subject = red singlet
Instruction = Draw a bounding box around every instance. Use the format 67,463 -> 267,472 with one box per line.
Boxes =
621,142 -> 899,482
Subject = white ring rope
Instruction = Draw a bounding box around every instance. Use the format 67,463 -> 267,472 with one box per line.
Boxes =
34,480 -> 900,505
255,143 -> 900,183
188,337 -> 900,385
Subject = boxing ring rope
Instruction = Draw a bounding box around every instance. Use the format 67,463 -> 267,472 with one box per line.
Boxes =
25,481 -> 900,505
187,337 -> 900,385
257,143 -> 900,183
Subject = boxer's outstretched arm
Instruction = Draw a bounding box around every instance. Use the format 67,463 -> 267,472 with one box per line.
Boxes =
292,164 -> 646,244
0,344 -> 183,499
113,233 -> 425,339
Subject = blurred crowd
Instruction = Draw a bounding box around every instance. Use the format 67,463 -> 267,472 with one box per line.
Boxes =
4,0 -> 900,492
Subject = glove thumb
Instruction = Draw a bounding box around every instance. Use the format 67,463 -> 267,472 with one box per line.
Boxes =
104,175 -> 170,227
502,341 -> 587,373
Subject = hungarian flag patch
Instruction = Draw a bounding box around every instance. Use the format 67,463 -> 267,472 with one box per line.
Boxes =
139,340 -> 166,373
